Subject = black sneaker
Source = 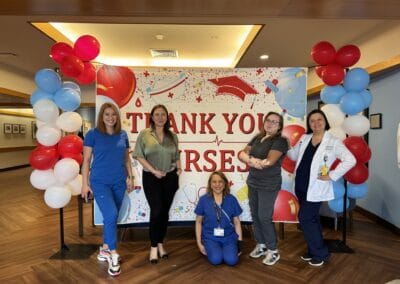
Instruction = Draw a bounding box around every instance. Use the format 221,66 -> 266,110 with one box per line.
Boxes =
300,253 -> 312,261
308,258 -> 324,267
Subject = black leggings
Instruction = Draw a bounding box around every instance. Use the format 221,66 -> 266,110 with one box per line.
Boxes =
142,170 -> 179,247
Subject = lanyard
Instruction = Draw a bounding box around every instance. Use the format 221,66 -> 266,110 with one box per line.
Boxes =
213,200 -> 223,226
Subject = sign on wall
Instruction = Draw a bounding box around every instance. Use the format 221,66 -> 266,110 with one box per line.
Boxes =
94,66 -> 307,225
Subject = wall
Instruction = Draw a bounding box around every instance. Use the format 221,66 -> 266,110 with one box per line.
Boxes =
0,111 -> 36,169
358,69 -> 400,228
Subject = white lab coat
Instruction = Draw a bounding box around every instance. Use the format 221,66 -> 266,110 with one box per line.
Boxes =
287,131 -> 356,202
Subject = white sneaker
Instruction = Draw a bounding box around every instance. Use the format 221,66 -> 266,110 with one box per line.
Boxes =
97,246 -> 110,262
107,253 -> 121,276
249,244 -> 267,258
262,250 -> 280,266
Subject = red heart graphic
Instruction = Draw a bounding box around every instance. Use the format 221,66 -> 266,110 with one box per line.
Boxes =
96,65 -> 136,108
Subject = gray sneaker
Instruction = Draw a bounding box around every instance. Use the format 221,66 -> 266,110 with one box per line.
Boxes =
262,249 -> 280,266
249,244 -> 267,258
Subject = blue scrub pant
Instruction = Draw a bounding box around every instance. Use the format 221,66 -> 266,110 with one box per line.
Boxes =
91,178 -> 126,250
203,238 -> 238,266
296,190 -> 330,261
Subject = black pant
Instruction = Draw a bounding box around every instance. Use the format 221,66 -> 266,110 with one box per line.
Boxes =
142,170 -> 179,247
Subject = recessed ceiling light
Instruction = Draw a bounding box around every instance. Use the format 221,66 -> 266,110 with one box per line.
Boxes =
260,54 -> 269,60
155,34 -> 164,40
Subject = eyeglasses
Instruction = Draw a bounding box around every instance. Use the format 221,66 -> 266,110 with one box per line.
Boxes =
265,119 -> 280,125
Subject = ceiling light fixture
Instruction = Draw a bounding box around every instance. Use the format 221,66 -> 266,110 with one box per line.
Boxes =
260,54 -> 269,60
155,34 -> 164,40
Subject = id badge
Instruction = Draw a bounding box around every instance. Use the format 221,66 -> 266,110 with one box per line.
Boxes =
214,227 -> 224,237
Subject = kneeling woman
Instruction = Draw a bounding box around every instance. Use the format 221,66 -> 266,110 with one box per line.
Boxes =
195,171 -> 243,266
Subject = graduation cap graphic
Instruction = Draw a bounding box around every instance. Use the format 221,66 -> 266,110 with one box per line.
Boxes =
208,75 -> 258,101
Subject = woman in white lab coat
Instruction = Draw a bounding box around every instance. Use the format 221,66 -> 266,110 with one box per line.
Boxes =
287,109 -> 356,267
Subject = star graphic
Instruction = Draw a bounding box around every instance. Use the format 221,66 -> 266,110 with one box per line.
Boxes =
256,68 -> 263,75
168,92 -> 174,98
196,96 -> 202,103
143,70 -> 150,77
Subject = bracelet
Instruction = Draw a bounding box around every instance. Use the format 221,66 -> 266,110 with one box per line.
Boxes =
129,176 -> 135,179
177,168 -> 182,171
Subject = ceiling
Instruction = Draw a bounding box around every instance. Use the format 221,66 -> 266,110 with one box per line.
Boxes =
0,0 -> 400,99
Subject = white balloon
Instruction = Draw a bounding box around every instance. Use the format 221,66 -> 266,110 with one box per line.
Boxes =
342,115 -> 370,136
44,185 -> 72,209
68,174 -> 82,196
321,104 -> 345,127
328,126 -> 347,141
36,125 -> 61,146
30,169 -> 57,190
54,158 -> 80,183
33,99 -> 59,123
56,112 -> 83,133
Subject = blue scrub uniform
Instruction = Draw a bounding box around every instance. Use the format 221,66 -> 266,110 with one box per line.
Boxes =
84,128 -> 129,250
195,194 -> 242,266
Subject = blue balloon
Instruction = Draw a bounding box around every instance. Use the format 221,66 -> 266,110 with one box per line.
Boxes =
339,92 -> 366,115
320,85 -> 346,104
54,87 -> 81,111
347,182 -> 368,199
34,68 -> 62,94
359,89 -> 373,108
343,68 -> 370,92
328,197 -> 350,213
332,180 -> 345,199
62,81 -> 81,93
30,89 -> 54,106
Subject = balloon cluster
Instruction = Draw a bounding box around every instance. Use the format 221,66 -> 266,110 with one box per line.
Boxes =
50,35 -> 100,85
29,69 -> 84,209
311,41 -> 371,212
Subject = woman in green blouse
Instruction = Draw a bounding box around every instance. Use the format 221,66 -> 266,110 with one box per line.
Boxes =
133,104 -> 182,264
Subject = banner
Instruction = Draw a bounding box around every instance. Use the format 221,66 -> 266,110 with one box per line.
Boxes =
94,67 -> 307,225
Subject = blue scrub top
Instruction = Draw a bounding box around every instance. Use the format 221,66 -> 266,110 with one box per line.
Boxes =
84,128 -> 130,183
195,193 -> 242,243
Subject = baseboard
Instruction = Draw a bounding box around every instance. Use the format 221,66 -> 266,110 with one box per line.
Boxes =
355,206 -> 400,235
0,164 -> 30,172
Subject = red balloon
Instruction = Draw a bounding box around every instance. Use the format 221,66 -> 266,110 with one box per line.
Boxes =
273,190 -> 300,223
50,42 -> 73,64
282,156 -> 296,174
343,136 -> 368,161
311,41 -> 336,65
96,65 -> 136,108
322,63 -> 345,86
359,147 -> 372,163
76,62 -> 96,85
62,152 -> 83,165
29,146 -> 59,170
315,65 -> 326,78
58,135 -> 83,155
282,124 -> 305,147
60,55 -> 84,78
74,35 -> 100,61
335,45 -> 361,68
344,163 -> 369,184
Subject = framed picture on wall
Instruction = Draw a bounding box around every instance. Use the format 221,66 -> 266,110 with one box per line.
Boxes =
31,121 -> 37,139
370,113 -> 382,129
4,123 -> 12,134
12,124 -> 20,134
19,124 -> 26,134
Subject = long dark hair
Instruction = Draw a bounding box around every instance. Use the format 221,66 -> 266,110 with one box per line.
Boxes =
206,171 -> 230,196
306,109 -> 331,134
149,104 -> 176,146
96,103 -> 121,134
256,111 -> 284,140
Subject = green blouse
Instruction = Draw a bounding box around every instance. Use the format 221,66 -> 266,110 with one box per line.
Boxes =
133,128 -> 180,172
